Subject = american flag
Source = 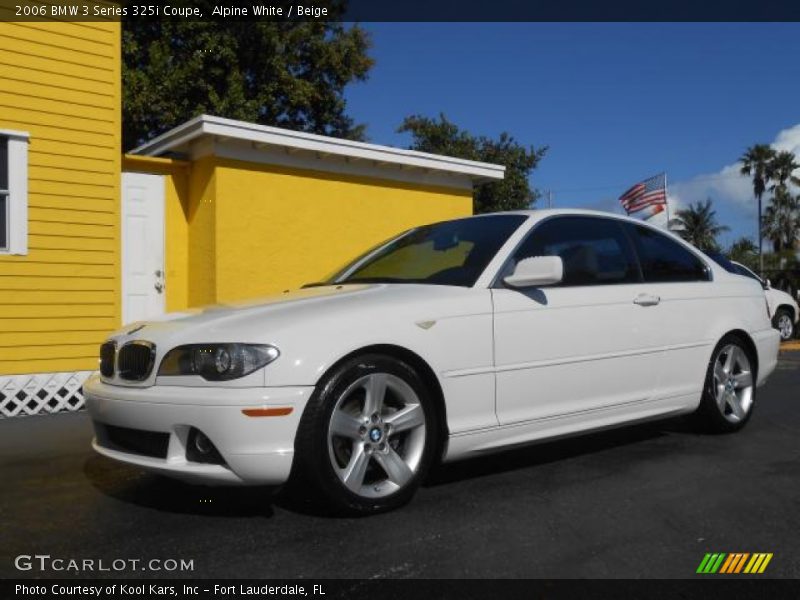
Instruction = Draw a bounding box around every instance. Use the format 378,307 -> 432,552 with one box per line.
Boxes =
619,173 -> 667,214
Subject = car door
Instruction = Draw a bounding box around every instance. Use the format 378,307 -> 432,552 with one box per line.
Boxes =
492,215 -> 661,425
623,222 -> 716,401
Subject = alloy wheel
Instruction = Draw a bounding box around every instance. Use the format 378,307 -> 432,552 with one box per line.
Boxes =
712,344 -> 754,424
327,372 -> 427,498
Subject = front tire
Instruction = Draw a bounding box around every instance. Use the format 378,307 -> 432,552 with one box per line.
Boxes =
290,354 -> 438,515
694,334 -> 756,433
773,308 -> 795,341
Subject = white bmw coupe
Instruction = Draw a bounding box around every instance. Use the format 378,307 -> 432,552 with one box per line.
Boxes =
85,210 -> 780,514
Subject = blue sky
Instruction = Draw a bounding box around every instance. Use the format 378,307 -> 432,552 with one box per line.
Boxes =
344,23 -> 800,247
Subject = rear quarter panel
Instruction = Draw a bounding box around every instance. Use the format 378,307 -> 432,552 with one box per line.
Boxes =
652,273 -> 772,406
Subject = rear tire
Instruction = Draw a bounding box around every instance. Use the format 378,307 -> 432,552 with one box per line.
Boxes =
694,334 -> 756,433
289,354 -> 438,515
773,308 -> 795,341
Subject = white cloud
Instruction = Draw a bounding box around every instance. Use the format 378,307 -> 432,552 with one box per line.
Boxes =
773,123 -> 800,154
668,123 -> 800,222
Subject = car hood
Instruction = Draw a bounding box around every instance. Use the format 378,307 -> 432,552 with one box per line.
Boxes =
109,283 -> 483,347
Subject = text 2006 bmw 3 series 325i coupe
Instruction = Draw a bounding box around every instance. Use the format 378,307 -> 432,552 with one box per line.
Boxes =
84,209 -> 780,514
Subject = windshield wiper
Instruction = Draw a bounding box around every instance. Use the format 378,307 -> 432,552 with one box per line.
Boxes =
301,281 -> 330,288
336,277 -> 423,285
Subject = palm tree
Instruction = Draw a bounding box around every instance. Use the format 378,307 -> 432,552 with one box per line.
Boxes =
728,236 -> 758,271
767,150 -> 800,189
674,198 -> 730,252
762,186 -> 800,252
740,144 -> 776,274
728,236 -> 758,267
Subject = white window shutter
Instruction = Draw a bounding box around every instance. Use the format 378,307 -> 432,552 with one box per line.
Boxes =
6,132 -> 29,255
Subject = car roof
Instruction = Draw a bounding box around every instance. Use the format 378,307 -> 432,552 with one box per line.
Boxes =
482,208 -> 620,218
477,208 -> 665,223
472,208 -> 736,281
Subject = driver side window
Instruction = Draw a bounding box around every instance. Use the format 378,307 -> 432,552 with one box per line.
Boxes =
510,216 -> 640,286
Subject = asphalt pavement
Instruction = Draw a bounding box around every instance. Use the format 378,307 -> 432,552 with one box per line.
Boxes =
2,350 -> 799,579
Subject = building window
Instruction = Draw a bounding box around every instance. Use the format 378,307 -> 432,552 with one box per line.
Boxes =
0,130 -> 29,255
0,138 -> 7,250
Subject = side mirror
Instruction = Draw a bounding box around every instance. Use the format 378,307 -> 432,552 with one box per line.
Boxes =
764,278 -> 771,289
503,256 -> 563,289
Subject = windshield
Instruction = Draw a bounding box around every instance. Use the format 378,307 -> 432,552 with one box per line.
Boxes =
330,215 -> 527,287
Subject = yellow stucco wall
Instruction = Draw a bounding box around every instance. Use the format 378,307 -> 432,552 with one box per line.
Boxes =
125,155 -> 473,310
0,20 -> 121,376
211,158 -> 473,303
186,156 -> 218,307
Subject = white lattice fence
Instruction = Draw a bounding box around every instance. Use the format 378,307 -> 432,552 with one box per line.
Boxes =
0,371 -> 94,418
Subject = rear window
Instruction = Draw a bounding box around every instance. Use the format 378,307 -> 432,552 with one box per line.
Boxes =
731,263 -> 762,283
628,224 -> 710,283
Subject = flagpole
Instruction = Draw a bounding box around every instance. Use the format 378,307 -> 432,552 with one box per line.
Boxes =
664,171 -> 670,225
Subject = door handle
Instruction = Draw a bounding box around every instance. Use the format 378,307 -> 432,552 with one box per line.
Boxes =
633,293 -> 660,306
154,269 -> 165,294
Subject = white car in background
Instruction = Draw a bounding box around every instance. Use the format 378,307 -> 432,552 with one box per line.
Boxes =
729,261 -> 798,341
84,210 -> 780,514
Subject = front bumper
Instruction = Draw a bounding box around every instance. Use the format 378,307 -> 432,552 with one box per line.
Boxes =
83,374 -> 314,485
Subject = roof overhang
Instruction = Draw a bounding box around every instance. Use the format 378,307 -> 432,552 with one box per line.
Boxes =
131,115 -> 505,188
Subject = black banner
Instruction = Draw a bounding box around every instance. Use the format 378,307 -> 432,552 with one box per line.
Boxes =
4,579 -> 800,600
2,0 -> 800,22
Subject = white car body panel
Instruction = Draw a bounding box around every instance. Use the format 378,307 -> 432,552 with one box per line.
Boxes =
492,282 -> 661,425
85,379 -> 311,485
83,209 -> 781,486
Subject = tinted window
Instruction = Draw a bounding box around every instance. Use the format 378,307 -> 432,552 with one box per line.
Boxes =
706,251 -> 736,273
706,253 -> 763,283
629,224 -> 709,282
511,216 -> 640,286
731,263 -> 762,283
333,215 -> 527,287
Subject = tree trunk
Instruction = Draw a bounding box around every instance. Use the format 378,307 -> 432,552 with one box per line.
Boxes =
757,193 -> 763,276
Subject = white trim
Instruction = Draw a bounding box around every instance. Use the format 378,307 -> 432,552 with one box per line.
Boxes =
203,139 -> 475,191
0,129 -> 30,140
132,115 -> 505,184
0,131 -> 29,255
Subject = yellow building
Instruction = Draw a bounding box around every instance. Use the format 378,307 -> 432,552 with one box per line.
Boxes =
0,30 -> 503,418
124,115 -> 503,314
0,19 -> 121,416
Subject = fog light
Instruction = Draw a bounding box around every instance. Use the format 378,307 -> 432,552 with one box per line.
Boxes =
194,431 -> 213,454
186,427 -> 225,465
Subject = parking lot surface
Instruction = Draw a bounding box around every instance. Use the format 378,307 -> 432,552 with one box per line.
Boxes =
2,350 -> 799,579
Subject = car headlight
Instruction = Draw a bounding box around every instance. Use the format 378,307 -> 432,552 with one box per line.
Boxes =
158,344 -> 279,381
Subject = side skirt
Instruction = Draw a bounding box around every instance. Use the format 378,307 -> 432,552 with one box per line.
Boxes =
443,392 -> 699,462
